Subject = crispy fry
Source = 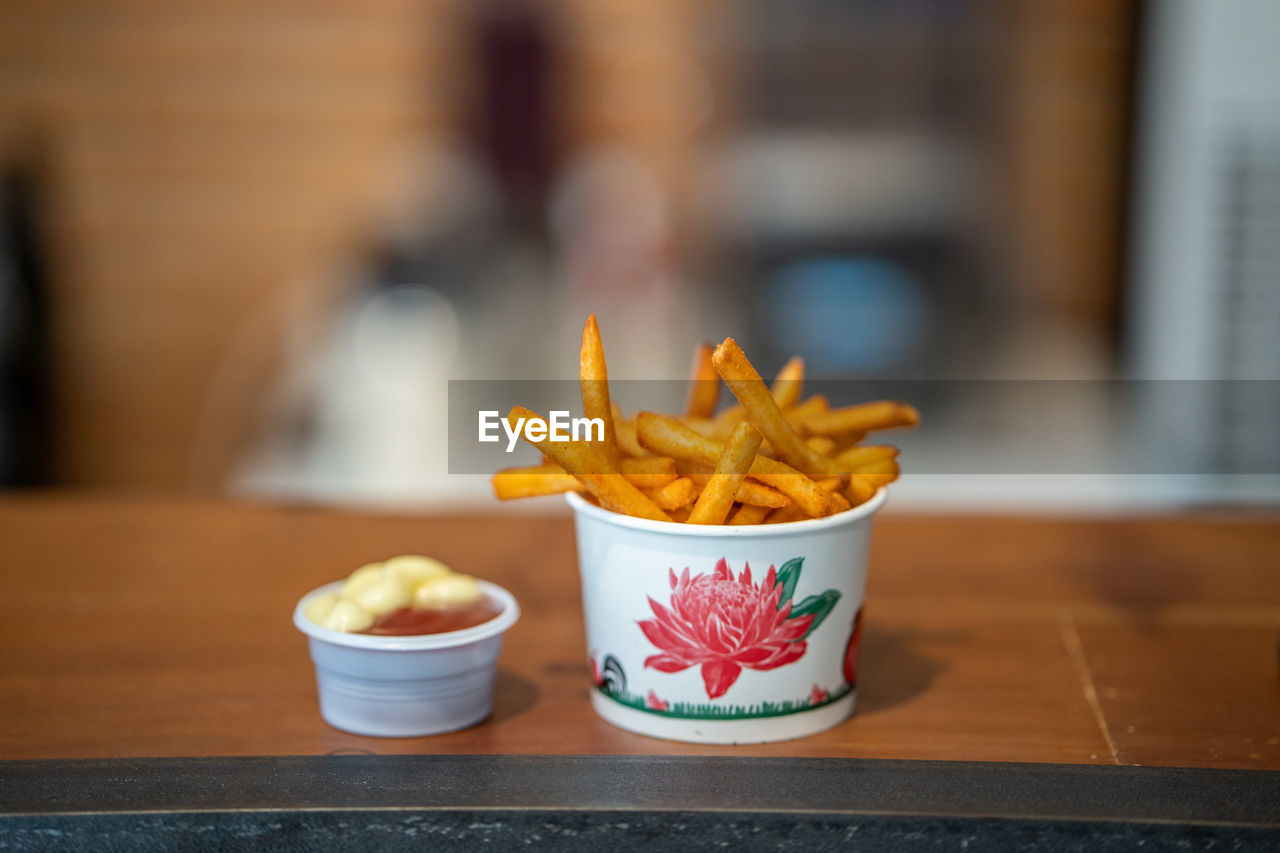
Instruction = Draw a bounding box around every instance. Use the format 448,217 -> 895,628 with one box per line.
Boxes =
712,338 -> 838,477
728,503 -> 770,525
668,505 -> 693,523
805,436 -> 837,456
828,431 -> 868,452
679,417 -> 721,438
852,457 -> 900,489
711,362 -> 808,432
803,401 -> 920,436
846,475 -> 877,507
712,405 -> 746,433
688,422 -> 763,525
765,503 -> 809,524
834,444 -> 899,471
614,417 -> 651,458
784,395 -> 832,437
508,406 -> 670,521
619,456 -> 678,488
643,476 -> 700,511
491,464 -> 584,500
816,476 -> 847,492
683,417 -> 775,456
770,356 -> 804,409
637,412 -> 837,517
580,314 -> 621,469
786,394 -> 830,421
676,460 -> 791,508
684,342 -> 720,419
495,459 -> 674,494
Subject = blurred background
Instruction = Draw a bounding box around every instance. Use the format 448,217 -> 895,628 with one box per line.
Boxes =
0,0 -> 1276,511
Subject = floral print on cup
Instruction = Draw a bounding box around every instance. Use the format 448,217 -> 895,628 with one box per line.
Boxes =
637,557 -> 841,700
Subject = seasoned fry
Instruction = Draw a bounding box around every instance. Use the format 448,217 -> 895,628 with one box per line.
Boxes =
712,338 -> 838,477
803,401 -> 920,436
492,464 -> 584,500
765,503 -> 809,524
834,444 -> 899,471
852,457 -> 900,489
805,436 -> 837,456
643,477 -> 700,511
494,459 -> 674,495
816,476 -> 847,492
614,417 -> 651,458
711,405 -> 747,434
507,406 -> 670,521
676,461 -> 791,508
783,395 -> 833,437
770,356 -> 805,409
712,361 -> 807,430
619,456 -> 678,489
688,422 -> 763,525
684,342 -> 720,419
580,314 -> 621,470
683,417 -> 775,457
679,417 -> 721,438
846,475 -> 877,507
728,503 -> 770,525
636,412 -> 838,517
786,394 -> 830,422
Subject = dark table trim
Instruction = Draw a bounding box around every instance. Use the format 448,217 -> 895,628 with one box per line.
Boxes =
2,755 -> 1277,850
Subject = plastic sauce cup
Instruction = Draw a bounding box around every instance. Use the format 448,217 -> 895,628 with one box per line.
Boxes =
294,580 -> 520,737
566,488 -> 886,744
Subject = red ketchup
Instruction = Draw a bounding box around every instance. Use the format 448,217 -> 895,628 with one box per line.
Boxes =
360,596 -> 503,636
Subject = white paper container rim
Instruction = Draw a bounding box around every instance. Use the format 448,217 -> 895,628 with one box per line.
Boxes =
564,486 -> 887,535
293,579 -> 520,651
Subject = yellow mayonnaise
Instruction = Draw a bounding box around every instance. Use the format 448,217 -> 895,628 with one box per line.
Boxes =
305,555 -> 482,633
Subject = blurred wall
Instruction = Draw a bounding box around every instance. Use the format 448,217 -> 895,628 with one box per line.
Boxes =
0,0 -> 462,489
0,0 -> 1137,496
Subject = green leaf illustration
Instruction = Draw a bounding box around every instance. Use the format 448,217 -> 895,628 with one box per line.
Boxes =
790,589 -> 841,638
774,557 -> 804,609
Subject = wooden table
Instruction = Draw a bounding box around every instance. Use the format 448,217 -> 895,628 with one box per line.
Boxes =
1,497 -> 1278,849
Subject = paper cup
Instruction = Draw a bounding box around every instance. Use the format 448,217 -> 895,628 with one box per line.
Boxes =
566,489 -> 885,744
293,580 -> 519,737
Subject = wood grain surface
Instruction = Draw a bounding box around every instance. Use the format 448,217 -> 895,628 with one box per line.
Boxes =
0,496 -> 1276,767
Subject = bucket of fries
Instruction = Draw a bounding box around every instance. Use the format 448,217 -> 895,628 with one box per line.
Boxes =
492,317 -> 916,744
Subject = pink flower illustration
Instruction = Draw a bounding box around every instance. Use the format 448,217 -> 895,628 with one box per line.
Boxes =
638,558 -> 814,700
645,690 -> 669,711
810,684 -> 829,705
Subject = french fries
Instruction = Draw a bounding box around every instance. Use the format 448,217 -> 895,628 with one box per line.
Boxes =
684,342 -> 720,419
492,464 -> 584,500
580,314 -> 621,470
489,317 -> 916,524
802,401 -> 919,437
687,422 -> 762,525
506,406 -> 671,522
618,456 -> 679,488
636,412 -> 839,518
770,357 -> 805,409
712,338 -> 838,477
728,503 -> 771,525
835,443 -> 899,470
643,477 -> 700,511
675,461 -> 791,508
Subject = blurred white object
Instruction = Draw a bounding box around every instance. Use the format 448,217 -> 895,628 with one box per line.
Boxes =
235,283 -> 478,507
